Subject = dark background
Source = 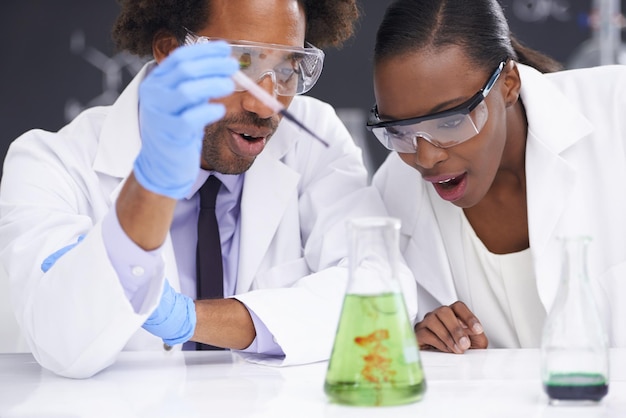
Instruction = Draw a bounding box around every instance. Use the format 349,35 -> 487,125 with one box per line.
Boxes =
0,0 -> 620,177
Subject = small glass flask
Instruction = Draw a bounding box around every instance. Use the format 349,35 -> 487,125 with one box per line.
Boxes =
324,217 -> 426,406
540,236 -> 609,404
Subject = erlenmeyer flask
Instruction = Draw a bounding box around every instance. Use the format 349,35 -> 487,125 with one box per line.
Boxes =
324,217 -> 426,406
540,236 -> 609,404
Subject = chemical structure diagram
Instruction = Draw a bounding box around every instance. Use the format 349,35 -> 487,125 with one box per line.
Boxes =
64,30 -> 147,122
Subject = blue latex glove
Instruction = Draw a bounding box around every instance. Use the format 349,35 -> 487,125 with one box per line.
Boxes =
134,41 -> 238,199
143,279 -> 197,346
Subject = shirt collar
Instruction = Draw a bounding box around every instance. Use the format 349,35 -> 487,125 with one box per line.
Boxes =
184,169 -> 244,199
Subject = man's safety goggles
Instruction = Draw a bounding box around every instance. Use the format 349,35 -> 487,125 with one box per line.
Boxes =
184,30 -> 325,96
366,61 -> 506,153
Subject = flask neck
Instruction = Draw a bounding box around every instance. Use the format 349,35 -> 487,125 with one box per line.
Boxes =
560,237 -> 591,287
347,217 -> 401,295
549,236 -> 599,323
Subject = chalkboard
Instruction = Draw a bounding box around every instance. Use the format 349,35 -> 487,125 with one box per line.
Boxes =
0,1 -> 619,176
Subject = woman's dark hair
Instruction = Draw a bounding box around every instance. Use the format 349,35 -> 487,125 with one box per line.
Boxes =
112,0 -> 360,58
374,0 -> 562,73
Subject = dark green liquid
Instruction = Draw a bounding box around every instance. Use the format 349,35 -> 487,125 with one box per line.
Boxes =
544,372 -> 608,402
324,293 -> 426,406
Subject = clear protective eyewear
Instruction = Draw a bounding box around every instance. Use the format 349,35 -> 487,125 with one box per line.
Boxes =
184,29 -> 325,96
366,61 -> 506,153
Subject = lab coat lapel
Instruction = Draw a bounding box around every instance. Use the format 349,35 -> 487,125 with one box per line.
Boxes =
90,62 -> 182,291
525,131 -> 576,310
518,64 -> 592,309
520,64 -> 582,256
236,146 -> 300,293
93,62 -> 151,180
525,133 -> 575,262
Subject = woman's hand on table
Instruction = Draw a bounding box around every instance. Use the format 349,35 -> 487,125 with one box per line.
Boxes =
414,301 -> 488,354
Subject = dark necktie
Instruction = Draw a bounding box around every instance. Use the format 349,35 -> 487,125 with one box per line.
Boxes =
195,175 -> 224,350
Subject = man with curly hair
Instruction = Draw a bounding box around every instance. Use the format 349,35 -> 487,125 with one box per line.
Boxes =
0,0 -> 418,378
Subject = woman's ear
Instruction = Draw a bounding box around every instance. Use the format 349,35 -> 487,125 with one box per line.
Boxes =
502,61 -> 522,108
152,30 -> 180,63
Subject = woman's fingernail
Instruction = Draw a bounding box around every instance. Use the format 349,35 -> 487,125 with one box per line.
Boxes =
473,323 -> 484,334
459,336 -> 470,350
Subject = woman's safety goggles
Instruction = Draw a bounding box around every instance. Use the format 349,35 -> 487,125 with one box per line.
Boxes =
366,61 -> 506,153
184,30 -> 325,96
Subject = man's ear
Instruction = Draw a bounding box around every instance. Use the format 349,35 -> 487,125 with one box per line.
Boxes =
502,60 -> 521,108
153,30 -> 180,63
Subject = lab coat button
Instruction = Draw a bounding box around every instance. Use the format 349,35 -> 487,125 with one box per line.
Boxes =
163,343 -> 173,351
131,265 -> 145,276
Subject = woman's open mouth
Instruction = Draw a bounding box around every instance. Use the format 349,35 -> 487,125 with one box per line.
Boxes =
430,172 -> 468,202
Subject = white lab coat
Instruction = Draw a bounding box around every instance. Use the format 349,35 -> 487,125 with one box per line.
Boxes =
373,63 -> 626,348
0,63 -> 417,378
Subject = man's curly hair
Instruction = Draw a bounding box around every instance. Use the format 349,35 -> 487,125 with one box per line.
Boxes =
112,0 -> 360,58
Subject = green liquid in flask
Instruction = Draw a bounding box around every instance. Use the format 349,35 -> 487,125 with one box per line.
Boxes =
324,292 -> 426,406
544,372 -> 608,402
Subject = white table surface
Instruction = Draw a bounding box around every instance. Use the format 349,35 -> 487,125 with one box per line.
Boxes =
0,348 -> 624,418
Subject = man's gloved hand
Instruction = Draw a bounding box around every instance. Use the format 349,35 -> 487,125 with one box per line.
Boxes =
143,279 -> 196,346
134,41 -> 238,199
